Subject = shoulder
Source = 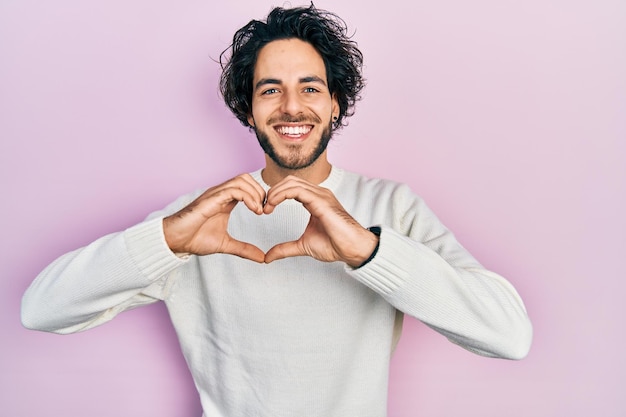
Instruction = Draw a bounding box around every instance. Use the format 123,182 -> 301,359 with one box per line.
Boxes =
334,167 -> 417,201
166,188 -> 205,210
144,188 -> 205,221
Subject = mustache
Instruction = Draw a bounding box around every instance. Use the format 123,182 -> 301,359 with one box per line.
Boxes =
268,114 -> 322,124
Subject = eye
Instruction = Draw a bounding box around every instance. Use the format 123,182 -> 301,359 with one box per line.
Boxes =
261,88 -> 279,95
303,87 -> 319,93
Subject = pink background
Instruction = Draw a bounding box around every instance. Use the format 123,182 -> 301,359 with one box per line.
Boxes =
1,1 -> 624,416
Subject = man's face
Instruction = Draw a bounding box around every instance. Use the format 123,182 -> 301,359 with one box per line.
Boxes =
247,38 -> 339,170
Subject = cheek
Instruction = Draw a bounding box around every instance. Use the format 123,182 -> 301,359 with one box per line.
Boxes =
247,102 -> 267,127
248,100 -> 271,123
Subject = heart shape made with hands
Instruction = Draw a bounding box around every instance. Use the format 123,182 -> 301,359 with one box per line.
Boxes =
224,199 -> 352,265
163,174 -> 378,267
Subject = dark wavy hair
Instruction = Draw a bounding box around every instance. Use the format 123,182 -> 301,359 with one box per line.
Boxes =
219,4 -> 364,130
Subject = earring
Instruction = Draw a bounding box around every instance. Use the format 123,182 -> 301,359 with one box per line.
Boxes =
332,116 -> 338,122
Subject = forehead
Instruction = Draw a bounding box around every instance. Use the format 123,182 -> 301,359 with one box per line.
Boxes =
253,38 -> 327,82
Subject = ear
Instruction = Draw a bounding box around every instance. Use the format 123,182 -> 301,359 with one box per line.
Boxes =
331,93 -> 341,122
247,114 -> 255,128
331,93 -> 339,121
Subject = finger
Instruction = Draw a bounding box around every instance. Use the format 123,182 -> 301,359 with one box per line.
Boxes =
264,181 -> 322,214
238,174 -> 267,209
198,174 -> 265,213
226,175 -> 266,214
264,241 -> 305,263
265,175 -> 314,198
237,190 -> 264,215
223,238 -> 266,263
197,185 -> 263,216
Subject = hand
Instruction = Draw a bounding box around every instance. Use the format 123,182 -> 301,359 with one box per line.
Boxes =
263,176 -> 379,267
163,174 -> 266,263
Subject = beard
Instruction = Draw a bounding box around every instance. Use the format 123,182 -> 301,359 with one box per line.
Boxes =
253,118 -> 333,170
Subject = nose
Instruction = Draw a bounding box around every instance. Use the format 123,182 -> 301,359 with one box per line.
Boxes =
280,89 -> 304,116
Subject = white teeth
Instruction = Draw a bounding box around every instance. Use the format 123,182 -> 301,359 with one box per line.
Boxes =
277,125 -> 311,135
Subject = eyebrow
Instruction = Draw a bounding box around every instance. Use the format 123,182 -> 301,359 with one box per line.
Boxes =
254,75 -> 327,91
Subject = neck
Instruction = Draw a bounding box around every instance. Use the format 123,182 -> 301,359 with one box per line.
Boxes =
261,154 -> 332,186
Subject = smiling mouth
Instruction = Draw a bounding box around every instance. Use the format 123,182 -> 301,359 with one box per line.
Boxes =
275,125 -> 313,137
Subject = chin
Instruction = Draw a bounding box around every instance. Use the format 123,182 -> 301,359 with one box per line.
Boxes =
255,123 -> 333,170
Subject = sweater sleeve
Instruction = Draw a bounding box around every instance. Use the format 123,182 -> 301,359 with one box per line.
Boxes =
21,193 -> 199,334
348,187 -> 533,360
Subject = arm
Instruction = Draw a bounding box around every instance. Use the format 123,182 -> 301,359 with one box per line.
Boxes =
349,188 -> 532,360
263,177 -> 532,359
22,174 -> 268,334
351,227 -> 532,359
21,217 -> 185,334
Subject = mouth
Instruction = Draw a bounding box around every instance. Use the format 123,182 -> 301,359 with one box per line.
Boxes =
274,124 -> 313,139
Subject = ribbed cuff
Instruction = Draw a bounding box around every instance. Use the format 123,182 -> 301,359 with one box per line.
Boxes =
348,227 -> 417,295
123,217 -> 188,282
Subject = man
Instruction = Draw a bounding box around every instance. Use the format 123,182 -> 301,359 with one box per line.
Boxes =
22,5 -> 532,417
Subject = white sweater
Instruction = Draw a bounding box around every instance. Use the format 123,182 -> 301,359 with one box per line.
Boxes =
22,166 -> 532,417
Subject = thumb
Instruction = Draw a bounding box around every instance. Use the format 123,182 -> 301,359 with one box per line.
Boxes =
264,241 -> 304,263
223,238 -> 266,263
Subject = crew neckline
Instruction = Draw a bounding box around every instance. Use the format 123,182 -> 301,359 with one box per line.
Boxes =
251,165 -> 344,192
